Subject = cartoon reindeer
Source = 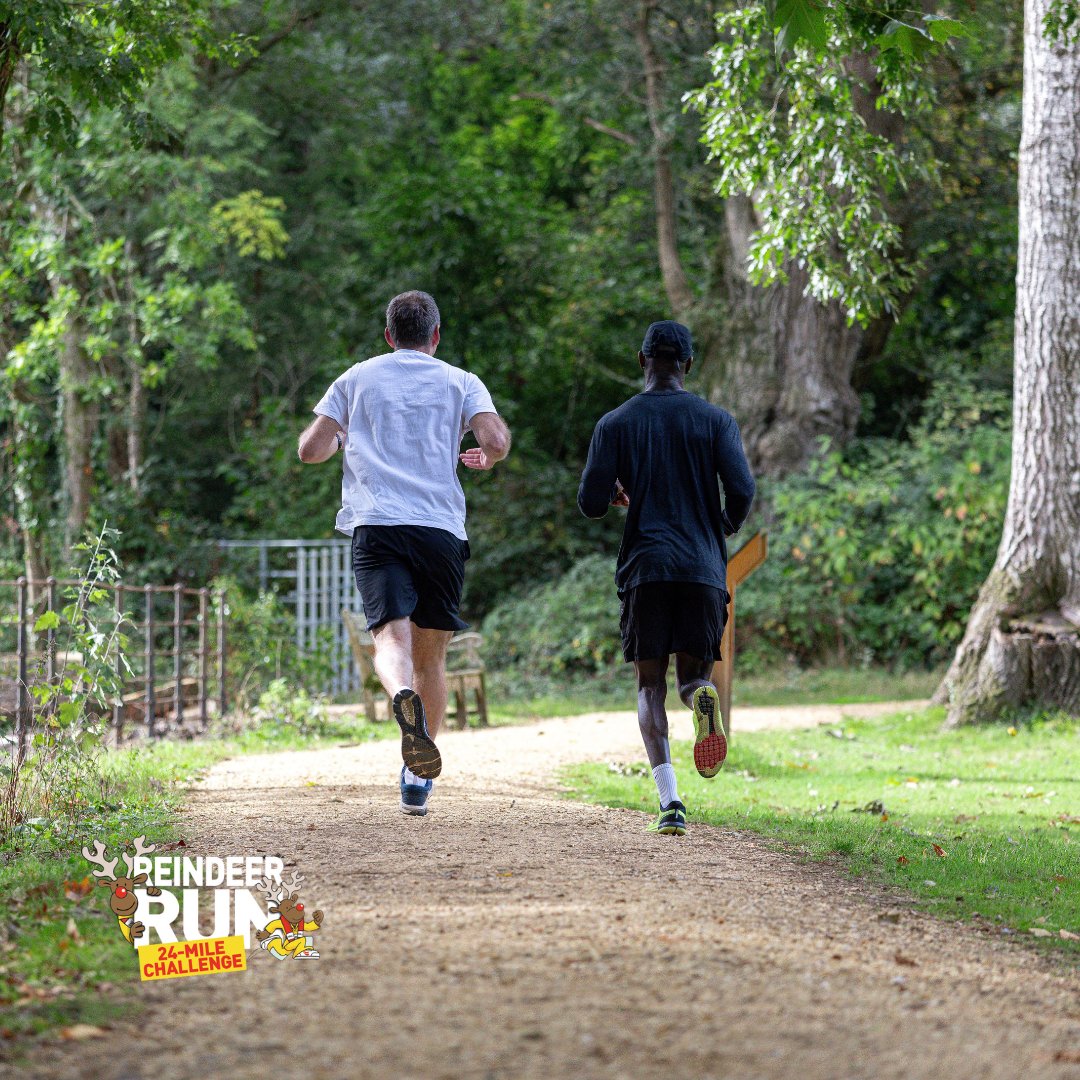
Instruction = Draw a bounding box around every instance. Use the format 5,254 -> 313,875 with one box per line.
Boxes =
82,837 -> 161,947
254,869 -> 323,960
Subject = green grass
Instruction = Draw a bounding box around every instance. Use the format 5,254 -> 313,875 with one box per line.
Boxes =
0,711 -> 392,1038
485,663 -> 940,720
563,707 -> 1080,958
733,664 -> 942,707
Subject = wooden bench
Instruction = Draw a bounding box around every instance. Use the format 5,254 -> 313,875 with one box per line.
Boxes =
341,609 -> 489,729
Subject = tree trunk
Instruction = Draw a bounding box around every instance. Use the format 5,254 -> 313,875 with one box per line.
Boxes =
935,0 -> 1080,724
634,4 -> 888,477
700,195 -> 871,475
634,0 -> 694,316
54,291 -> 99,551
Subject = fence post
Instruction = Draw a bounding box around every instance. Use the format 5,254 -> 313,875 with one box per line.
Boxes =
172,584 -> 183,728
216,587 -> 227,716
296,545 -> 307,663
45,577 -> 57,687
113,585 -> 125,741
198,588 -> 209,730
15,577 -> 28,756
144,585 -> 156,738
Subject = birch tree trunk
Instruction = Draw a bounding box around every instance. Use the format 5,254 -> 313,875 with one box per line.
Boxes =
935,0 -> 1080,723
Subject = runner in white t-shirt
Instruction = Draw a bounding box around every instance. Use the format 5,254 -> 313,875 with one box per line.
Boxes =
299,291 -> 510,817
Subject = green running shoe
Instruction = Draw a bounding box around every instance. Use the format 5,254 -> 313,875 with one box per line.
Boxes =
648,800 -> 688,836
692,684 -> 727,778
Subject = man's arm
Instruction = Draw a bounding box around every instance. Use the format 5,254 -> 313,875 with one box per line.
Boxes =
577,421 -> 619,519
460,412 -> 511,471
715,415 -> 755,534
298,415 -> 345,464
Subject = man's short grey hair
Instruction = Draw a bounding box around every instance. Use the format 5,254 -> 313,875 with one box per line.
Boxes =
386,291 -> 440,349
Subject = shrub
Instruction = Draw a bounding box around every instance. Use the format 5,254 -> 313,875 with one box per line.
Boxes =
737,377 -> 1011,667
481,553 -> 622,675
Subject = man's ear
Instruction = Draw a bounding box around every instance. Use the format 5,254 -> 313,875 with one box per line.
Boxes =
431,325 -> 441,350
638,350 -> 647,372
684,356 -> 694,376
384,327 -> 395,349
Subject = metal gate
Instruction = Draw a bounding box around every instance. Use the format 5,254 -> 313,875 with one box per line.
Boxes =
217,539 -> 364,697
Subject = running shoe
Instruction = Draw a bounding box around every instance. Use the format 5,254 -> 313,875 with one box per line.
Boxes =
648,800 -> 688,836
400,765 -> 433,817
692,684 -> 727,778
393,688 -> 442,779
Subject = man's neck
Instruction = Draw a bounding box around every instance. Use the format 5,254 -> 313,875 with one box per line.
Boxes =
394,345 -> 437,357
643,374 -> 684,393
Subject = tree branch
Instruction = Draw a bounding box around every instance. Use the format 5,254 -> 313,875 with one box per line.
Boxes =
633,0 -> 694,316
511,92 -> 638,146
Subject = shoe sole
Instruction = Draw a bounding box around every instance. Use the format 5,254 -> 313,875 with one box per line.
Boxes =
656,823 -> 687,836
394,691 -> 442,779
692,684 -> 727,778
399,799 -> 428,817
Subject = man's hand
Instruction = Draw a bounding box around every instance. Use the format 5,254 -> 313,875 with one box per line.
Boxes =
459,448 -> 496,470
611,481 -> 629,508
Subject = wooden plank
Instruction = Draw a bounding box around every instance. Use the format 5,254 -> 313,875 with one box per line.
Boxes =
727,531 -> 767,586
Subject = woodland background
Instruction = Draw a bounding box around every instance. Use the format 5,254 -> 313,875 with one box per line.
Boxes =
0,0 -> 1029,686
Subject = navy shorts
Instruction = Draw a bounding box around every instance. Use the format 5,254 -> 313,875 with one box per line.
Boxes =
352,525 -> 470,632
619,582 -> 729,662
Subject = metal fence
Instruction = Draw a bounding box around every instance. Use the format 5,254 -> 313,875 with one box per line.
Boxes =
0,578 -> 226,750
217,539 -> 363,696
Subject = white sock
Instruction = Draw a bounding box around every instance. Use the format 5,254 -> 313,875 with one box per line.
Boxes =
403,766 -> 431,788
652,763 -> 679,807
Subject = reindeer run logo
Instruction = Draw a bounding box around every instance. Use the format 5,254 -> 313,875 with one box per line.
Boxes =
82,836 -> 325,980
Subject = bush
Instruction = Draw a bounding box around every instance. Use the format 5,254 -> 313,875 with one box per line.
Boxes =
213,577 -> 334,712
737,376 -> 1011,667
481,553 -> 622,675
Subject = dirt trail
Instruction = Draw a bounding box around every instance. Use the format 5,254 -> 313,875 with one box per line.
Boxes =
15,701 -> 1080,1080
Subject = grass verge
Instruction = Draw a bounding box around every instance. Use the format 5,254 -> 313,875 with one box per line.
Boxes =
0,711 -> 391,1040
486,664 -> 942,720
562,707 -> 1080,958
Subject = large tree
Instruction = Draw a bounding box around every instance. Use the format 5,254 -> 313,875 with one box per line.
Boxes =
935,0 -> 1080,723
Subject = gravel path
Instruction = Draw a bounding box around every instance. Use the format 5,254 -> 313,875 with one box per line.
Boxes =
13,701 -> 1080,1079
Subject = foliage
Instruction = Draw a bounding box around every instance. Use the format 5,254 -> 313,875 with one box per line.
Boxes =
481,553 -> 622,676
249,677 -> 329,738
687,3 -> 964,321
1,526 -> 129,845
566,707 -> 1080,954
737,377 -> 1012,667
212,577 -> 333,711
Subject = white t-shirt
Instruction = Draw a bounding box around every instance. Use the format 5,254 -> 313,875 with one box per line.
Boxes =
313,350 -> 497,541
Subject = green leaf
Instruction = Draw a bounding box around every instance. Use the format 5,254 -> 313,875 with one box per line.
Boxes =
923,15 -> 970,43
33,610 -> 61,632
877,21 -> 934,59
775,0 -> 829,54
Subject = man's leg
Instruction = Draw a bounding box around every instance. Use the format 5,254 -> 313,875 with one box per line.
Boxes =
675,653 -> 714,707
411,626 -> 453,738
634,656 -> 671,768
372,617 -> 441,781
635,656 -> 685,834
371,617 -> 414,697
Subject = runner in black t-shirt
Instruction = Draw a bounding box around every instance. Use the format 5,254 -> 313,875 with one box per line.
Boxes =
577,320 -> 755,836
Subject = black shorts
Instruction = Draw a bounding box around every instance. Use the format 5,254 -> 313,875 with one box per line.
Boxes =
352,525 -> 470,632
619,582 -> 729,662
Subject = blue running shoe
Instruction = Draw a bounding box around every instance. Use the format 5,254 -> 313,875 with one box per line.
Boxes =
400,765 -> 433,817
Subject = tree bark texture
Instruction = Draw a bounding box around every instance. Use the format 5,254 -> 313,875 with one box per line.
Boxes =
936,0 -> 1080,723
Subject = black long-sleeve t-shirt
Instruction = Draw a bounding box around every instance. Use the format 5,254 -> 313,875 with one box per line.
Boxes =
577,389 -> 756,595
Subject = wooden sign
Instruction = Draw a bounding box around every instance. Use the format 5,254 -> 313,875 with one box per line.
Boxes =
713,532 -> 768,738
